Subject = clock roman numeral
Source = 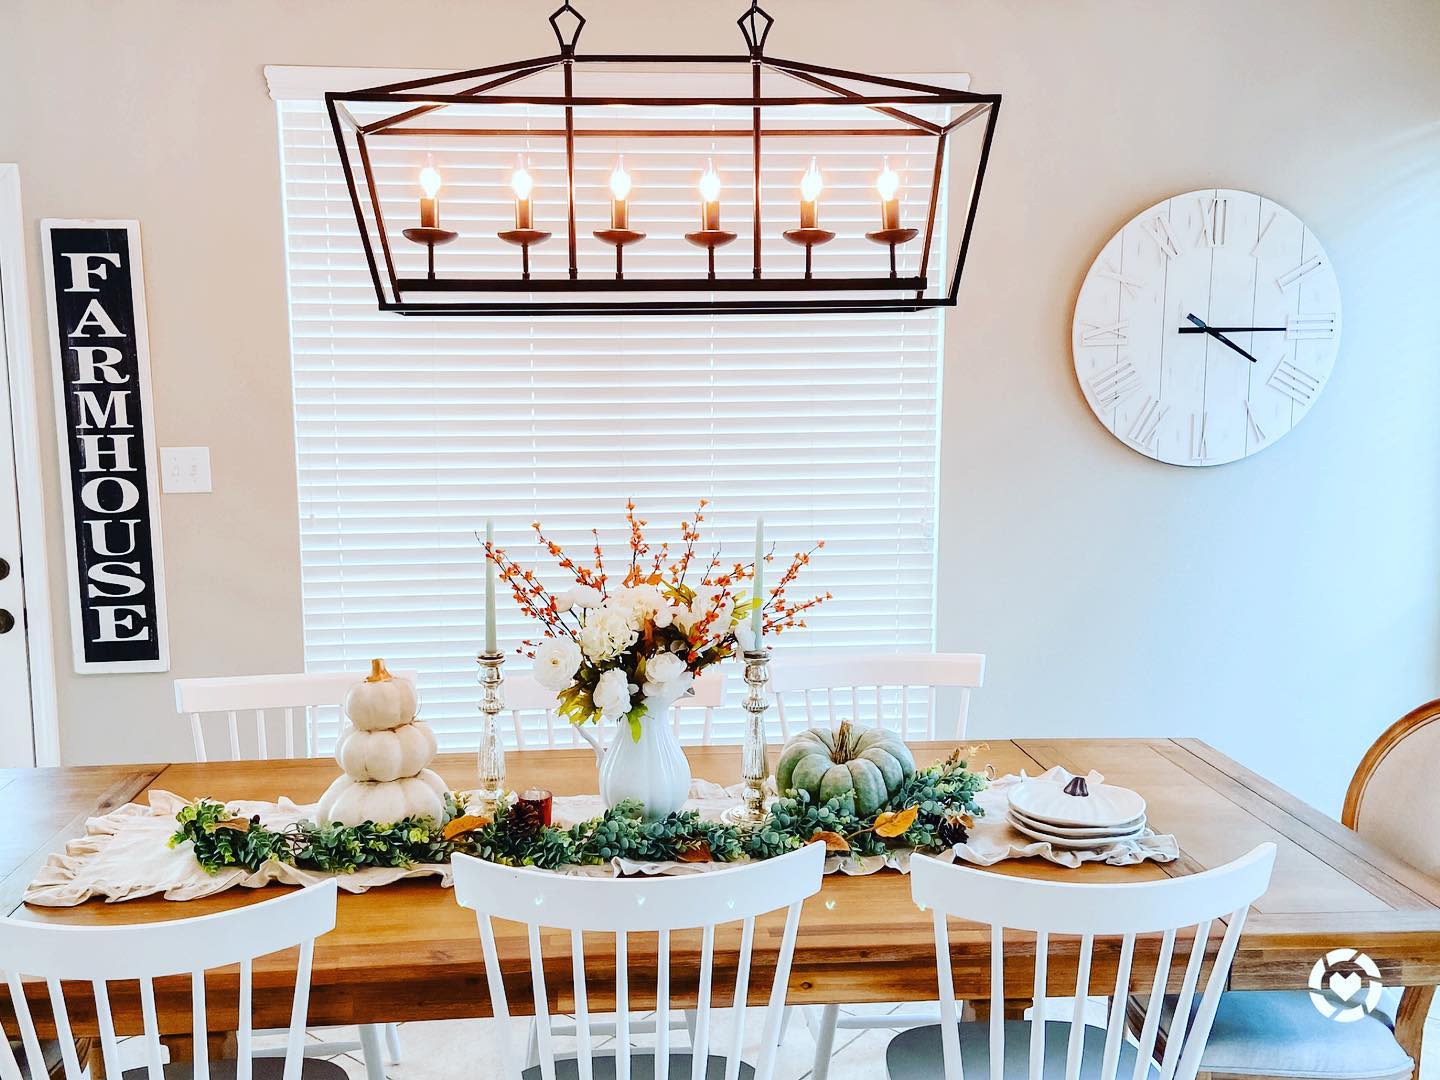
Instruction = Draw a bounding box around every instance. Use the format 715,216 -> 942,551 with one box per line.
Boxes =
1096,263 -> 1146,297
1087,359 -> 1141,408
1127,396 -> 1168,448
1189,411 -> 1209,462
1251,211 -> 1277,258
1199,196 -> 1229,247
1268,360 -> 1321,404
1142,215 -> 1184,260
1244,401 -> 1267,444
1286,312 -> 1337,340
1080,320 -> 1130,347
1276,255 -> 1326,292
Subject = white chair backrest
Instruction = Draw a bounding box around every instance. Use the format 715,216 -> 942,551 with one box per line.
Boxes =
910,843 -> 1276,1080
452,841 -> 825,1080
503,667 -> 729,749
174,670 -> 419,762
0,880 -> 338,1080
769,652 -> 985,740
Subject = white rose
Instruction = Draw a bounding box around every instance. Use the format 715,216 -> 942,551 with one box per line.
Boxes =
552,592 -> 574,613
646,651 -> 686,686
533,637 -> 581,692
611,585 -> 672,629
592,668 -> 632,720
579,606 -> 639,663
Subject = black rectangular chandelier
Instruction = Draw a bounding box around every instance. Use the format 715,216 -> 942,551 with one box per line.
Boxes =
325,2 -> 1001,316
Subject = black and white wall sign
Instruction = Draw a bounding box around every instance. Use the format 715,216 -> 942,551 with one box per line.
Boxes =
42,220 -> 170,673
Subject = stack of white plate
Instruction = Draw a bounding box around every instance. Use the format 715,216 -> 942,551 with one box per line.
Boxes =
1007,776 -> 1148,850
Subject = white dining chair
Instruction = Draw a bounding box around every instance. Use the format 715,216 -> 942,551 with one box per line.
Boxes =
502,667 -> 728,749
769,651 -> 986,741
173,670 -> 412,1079
476,666 -> 729,1068
0,879 -> 342,1080
770,651 -> 985,1080
1126,699 -> 1440,1080
451,839 -> 826,1080
887,843 -> 1276,1080
174,669 -> 419,763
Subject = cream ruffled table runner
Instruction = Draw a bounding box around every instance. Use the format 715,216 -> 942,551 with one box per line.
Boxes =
24,767 -> 1178,907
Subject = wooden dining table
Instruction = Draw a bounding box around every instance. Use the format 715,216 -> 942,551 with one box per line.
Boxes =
4,738 -> 1440,1062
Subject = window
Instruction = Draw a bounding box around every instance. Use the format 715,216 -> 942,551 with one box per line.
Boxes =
275,74 -> 949,750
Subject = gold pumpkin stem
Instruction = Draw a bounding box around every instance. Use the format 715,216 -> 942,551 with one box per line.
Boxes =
366,658 -> 393,682
835,719 -> 856,763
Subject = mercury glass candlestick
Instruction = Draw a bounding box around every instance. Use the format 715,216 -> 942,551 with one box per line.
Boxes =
722,648 -> 773,829
475,650 -> 507,816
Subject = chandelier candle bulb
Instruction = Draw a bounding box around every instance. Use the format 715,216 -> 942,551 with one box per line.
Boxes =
699,161 -> 722,231
877,160 -> 901,231
799,159 -> 822,230
402,163 -> 459,278
609,159 -> 631,230
511,165 -> 535,230
418,164 -> 442,229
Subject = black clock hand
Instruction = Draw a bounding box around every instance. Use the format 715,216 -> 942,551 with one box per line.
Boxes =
1177,325 -> 1287,334
1183,313 -> 1261,364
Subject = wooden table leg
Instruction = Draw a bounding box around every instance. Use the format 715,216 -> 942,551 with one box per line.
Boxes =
1394,985 -> 1434,1080
968,998 -> 1031,1022
163,1032 -> 237,1064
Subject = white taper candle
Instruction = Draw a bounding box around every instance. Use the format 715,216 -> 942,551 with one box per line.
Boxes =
484,519 -> 497,654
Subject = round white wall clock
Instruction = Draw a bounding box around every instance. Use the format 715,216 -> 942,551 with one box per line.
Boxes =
1072,188 -> 1341,466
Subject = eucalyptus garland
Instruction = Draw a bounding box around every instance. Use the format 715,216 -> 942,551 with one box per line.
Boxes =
171,752 -> 986,876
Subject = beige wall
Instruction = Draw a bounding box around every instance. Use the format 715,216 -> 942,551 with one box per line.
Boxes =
2,0 -> 1438,812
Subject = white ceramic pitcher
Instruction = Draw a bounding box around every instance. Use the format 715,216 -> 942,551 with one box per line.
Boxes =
575,677 -> 694,819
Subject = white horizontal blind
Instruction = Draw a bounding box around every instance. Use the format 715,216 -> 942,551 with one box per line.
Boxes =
278,89 -> 946,750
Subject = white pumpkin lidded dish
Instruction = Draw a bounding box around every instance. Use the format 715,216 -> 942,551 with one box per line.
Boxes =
345,658 -> 420,731
316,657 -> 446,827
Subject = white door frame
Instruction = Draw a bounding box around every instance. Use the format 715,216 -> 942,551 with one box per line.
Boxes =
0,164 -> 60,766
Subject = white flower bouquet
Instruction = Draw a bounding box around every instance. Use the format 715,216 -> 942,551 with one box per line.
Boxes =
485,501 -> 829,740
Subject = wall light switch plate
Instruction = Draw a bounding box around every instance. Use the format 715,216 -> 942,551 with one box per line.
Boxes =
160,447 -> 212,493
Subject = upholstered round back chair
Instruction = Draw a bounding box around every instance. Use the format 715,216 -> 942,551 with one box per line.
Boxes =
1342,696 -> 1440,876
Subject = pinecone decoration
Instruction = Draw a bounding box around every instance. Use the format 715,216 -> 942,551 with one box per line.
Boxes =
937,811 -> 969,848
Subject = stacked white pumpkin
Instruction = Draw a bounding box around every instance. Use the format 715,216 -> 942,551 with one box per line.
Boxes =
316,659 -> 448,827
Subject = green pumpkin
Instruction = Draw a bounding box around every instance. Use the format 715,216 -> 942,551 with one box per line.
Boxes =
776,721 -> 915,816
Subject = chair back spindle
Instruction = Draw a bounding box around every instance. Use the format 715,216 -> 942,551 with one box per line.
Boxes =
0,881 -> 338,1080
910,843 -> 1276,1080
770,652 -> 985,740
453,842 -> 825,1080
175,670 -> 419,762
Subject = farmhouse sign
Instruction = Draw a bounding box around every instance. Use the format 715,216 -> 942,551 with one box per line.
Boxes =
41,220 -> 170,673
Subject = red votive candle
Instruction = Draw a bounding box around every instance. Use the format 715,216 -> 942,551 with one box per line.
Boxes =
517,787 -> 553,828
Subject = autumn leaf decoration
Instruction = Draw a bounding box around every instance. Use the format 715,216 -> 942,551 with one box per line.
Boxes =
676,841 -> 714,863
809,804 -> 921,854
212,816 -> 255,834
872,806 -> 920,838
442,814 -> 493,841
